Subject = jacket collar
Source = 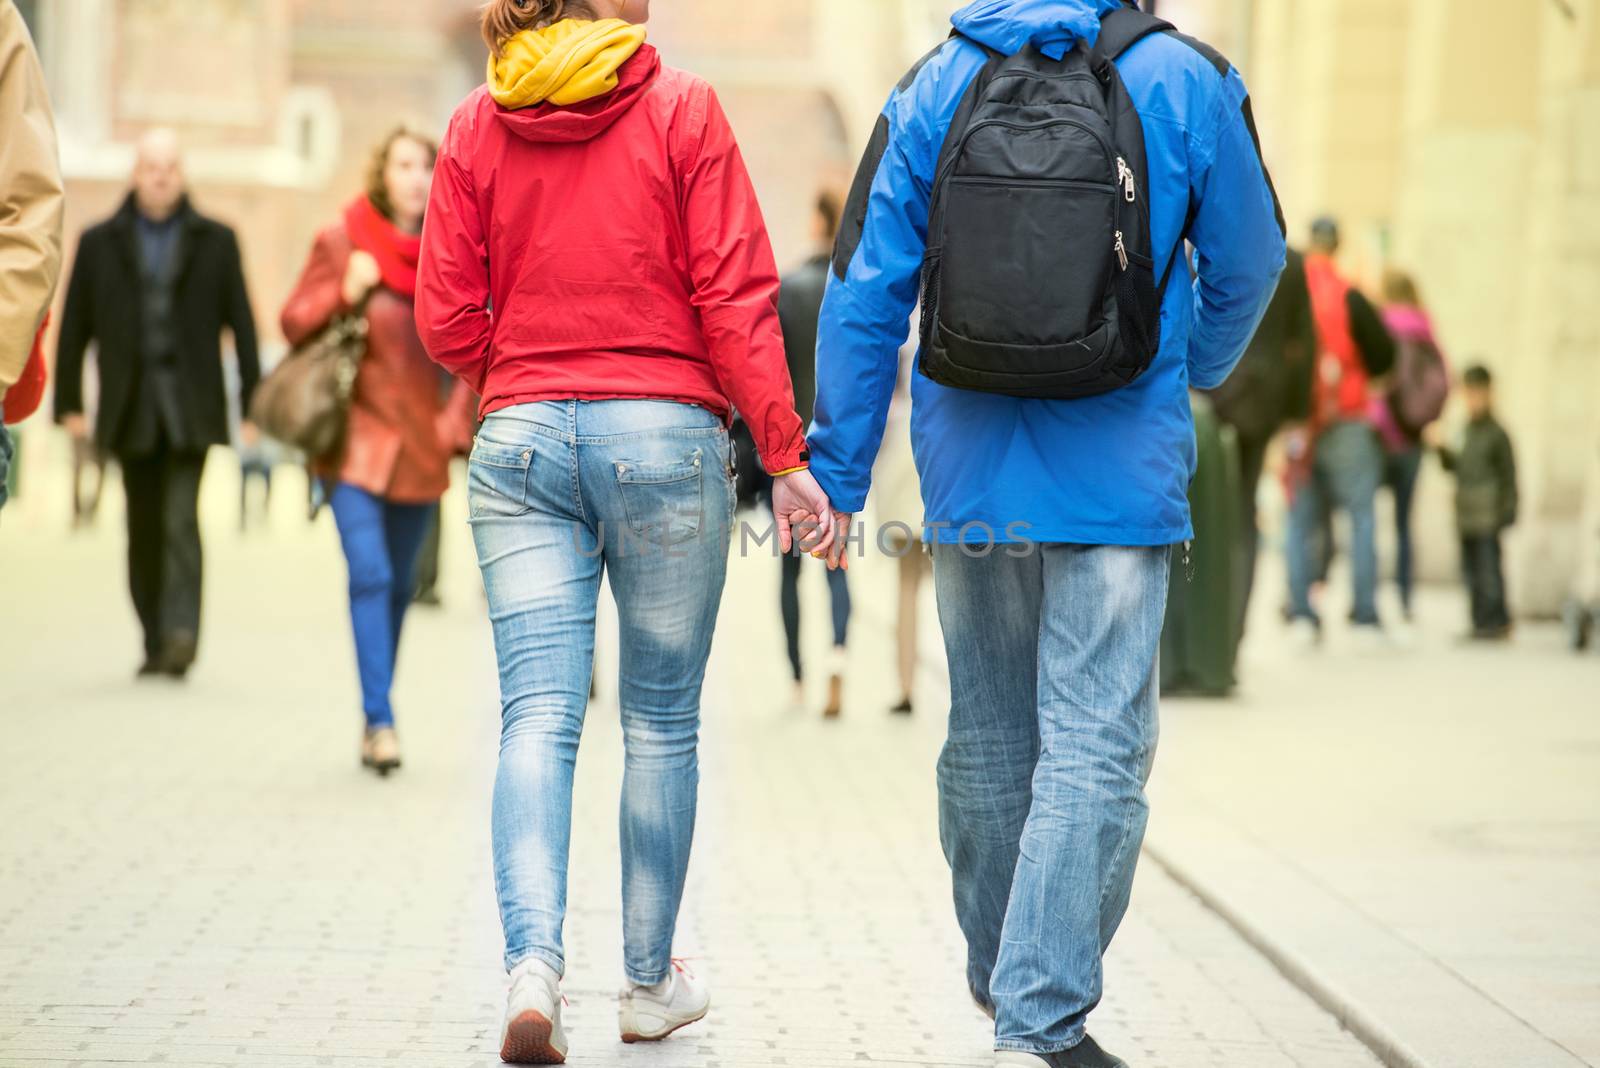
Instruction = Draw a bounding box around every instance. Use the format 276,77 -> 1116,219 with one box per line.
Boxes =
112,192 -> 200,278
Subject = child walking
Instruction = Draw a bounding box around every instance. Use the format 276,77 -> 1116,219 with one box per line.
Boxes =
1428,365 -> 1518,639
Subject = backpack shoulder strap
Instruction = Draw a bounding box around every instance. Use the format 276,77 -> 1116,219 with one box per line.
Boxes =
1094,7 -> 1176,61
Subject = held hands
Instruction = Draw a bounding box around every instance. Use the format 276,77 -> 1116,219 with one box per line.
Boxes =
61,412 -> 88,441
771,468 -> 838,560
824,512 -> 855,572
341,250 -> 383,306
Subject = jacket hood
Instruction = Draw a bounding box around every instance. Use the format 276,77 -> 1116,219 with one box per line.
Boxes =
951,0 -> 1125,59
493,43 -> 660,145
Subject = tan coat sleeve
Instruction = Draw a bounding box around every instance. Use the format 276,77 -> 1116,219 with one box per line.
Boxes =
0,0 -> 64,391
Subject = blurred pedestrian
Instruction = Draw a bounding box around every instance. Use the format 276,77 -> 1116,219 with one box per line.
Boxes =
874,332 -> 929,715
1284,217 -> 1395,647
1426,365 -> 1517,640
1207,247 -> 1315,640
417,1 -> 831,1061
808,3 -> 1285,1064
777,190 -> 852,717
1373,268 -> 1450,622
0,0 -> 64,514
54,129 -> 260,678
280,125 -> 475,776
411,366 -> 471,608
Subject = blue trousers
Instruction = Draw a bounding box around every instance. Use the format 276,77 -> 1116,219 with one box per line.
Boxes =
1385,446 -> 1424,615
780,551 -> 851,680
329,482 -> 434,728
933,542 -> 1169,1054
1288,421 -> 1384,626
469,400 -> 734,985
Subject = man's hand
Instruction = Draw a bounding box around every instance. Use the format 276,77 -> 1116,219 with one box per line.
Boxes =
61,412 -> 87,441
825,512 -> 855,571
239,419 -> 260,449
341,250 -> 382,307
1420,421 -> 1445,450
771,468 -> 836,558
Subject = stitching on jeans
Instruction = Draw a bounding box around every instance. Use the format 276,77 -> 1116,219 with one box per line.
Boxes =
567,401 -> 586,522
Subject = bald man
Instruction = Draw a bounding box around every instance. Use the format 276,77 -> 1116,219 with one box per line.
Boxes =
55,128 -> 260,679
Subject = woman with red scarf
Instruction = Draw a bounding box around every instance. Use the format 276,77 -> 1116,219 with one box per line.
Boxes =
281,127 -> 474,775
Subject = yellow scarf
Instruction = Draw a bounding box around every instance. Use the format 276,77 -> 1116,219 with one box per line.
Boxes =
488,18 -> 647,108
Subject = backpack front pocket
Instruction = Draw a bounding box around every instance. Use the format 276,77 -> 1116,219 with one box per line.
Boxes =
938,175 -> 1116,354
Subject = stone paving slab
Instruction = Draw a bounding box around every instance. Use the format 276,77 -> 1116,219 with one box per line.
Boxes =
1,476 -> 1381,1066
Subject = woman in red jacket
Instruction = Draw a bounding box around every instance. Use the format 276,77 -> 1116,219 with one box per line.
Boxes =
282,126 -> 473,777
417,1 -> 832,1061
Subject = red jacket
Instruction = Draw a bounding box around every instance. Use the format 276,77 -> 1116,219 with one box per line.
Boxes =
1304,253 -> 1368,428
282,224 -> 475,504
416,46 -> 807,473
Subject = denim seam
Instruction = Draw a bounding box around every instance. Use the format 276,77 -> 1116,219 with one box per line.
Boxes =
994,1030 -> 1086,1055
479,423 -> 572,446
574,427 -> 725,445
1097,740 -> 1149,918
625,963 -> 671,986
505,946 -> 566,978
566,401 -> 586,523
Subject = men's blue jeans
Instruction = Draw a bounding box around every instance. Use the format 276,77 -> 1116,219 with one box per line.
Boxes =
469,400 -> 734,985
1287,420 -> 1384,626
328,482 -> 434,728
932,542 -> 1169,1055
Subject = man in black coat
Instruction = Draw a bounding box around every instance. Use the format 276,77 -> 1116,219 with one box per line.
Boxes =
1206,247 -> 1316,641
54,129 -> 260,678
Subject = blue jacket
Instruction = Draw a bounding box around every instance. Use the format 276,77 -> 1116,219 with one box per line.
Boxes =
808,0 -> 1286,545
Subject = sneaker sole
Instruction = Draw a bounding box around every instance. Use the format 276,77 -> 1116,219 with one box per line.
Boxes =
500,1010 -> 566,1064
619,1004 -> 709,1044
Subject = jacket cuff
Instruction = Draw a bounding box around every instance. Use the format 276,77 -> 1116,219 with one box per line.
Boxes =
762,445 -> 810,477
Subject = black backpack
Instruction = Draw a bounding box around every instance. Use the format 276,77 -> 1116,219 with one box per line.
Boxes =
919,5 -> 1180,400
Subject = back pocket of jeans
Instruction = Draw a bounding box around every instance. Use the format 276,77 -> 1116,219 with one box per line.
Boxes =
615,448 -> 704,546
468,436 -> 534,519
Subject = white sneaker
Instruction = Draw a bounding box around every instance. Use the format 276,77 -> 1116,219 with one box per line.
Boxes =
619,959 -> 710,1043
500,958 -> 568,1064
1349,624 -> 1391,652
1287,617 -> 1320,652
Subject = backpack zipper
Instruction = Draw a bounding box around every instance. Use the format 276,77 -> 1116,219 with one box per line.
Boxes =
1116,156 -> 1137,202
932,116 -> 1118,214
1114,230 -> 1129,271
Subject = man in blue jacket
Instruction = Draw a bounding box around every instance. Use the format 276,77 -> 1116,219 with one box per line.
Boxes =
808,2 -> 1285,1064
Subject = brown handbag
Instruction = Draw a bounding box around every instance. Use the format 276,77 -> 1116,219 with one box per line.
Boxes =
250,301 -> 368,459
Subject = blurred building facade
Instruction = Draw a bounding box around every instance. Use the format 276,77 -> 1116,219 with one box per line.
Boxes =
26,0 -> 1600,613
1192,0 -> 1600,614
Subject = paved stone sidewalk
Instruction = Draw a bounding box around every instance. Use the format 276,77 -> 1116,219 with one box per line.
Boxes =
0,478 -> 1379,1066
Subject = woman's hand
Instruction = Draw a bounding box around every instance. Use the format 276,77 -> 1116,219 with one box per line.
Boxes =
771,468 -> 836,558
341,250 -> 382,306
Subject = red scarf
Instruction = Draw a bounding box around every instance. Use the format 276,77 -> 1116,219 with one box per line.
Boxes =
344,195 -> 421,299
